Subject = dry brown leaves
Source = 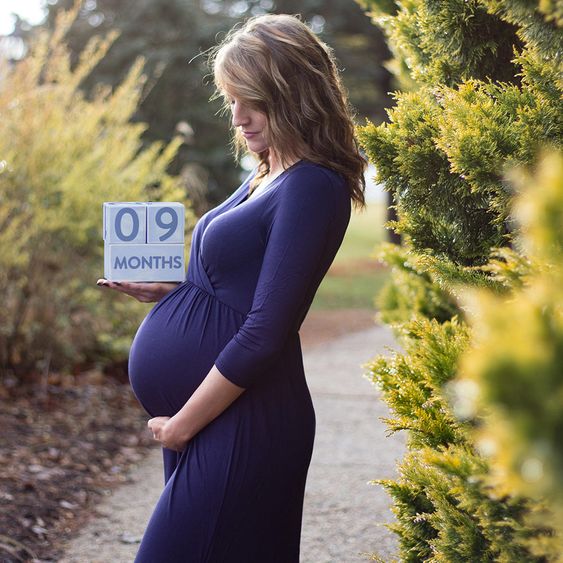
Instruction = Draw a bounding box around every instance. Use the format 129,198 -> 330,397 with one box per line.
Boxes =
0,375 -> 155,563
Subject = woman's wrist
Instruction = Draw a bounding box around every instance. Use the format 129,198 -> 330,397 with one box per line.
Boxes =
169,411 -> 194,443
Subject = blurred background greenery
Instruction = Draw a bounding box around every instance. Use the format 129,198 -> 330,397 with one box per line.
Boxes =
312,202 -> 389,310
3,0 -> 393,212
0,0 -> 392,378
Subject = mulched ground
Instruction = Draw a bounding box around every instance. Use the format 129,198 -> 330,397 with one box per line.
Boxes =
0,308 -> 377,563
0,373 -> 154,563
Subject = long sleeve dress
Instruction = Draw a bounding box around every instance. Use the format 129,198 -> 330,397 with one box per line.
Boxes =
128,158 -> 351,562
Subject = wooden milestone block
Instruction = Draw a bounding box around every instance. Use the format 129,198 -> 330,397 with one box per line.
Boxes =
104,243 -> 185,282
103,201 -> 186,282
147,202 -> 184,244
103,202 -> 147,244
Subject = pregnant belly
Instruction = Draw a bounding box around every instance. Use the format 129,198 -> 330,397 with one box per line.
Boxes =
128,280 -> 245,417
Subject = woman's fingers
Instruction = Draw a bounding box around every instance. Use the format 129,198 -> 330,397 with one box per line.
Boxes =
97,278 -> 122,288
96,279 -> 157,302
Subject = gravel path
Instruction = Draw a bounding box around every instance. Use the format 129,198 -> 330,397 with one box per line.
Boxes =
60,324 -> 406,563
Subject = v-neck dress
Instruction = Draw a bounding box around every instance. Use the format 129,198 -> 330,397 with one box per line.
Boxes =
128,159 -> 351,562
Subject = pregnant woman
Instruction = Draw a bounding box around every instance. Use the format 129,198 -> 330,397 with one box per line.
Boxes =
98,13 -> 367,562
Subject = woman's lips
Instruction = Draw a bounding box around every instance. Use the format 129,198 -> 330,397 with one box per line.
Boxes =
243,131 -> 259,138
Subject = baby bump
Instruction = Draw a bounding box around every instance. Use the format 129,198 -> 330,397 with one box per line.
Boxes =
128,281 -> 245,417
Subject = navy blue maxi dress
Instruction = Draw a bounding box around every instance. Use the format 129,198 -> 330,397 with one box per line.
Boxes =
128,159 -> 351,562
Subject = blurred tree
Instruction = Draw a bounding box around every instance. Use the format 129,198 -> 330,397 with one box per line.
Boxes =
0,5 -> 190,380
24,0 -> 391,213
34,0 -> 237,214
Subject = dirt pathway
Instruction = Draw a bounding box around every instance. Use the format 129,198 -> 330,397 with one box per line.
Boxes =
59,317 -> 406,563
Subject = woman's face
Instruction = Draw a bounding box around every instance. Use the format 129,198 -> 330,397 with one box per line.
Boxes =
230,96 -> 269,153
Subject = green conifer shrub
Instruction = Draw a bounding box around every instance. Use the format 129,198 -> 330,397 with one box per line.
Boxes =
366,317 -> 552,561
357,0 -> 562,559
0,6 -> 191,380
375,243 -> 459,326
456,151 -> 563,556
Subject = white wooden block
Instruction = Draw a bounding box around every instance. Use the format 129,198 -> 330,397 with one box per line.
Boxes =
147,202 -> 184,244
104,243 -> 185,282
103,201 -> 186,281
103,203 -> 147,244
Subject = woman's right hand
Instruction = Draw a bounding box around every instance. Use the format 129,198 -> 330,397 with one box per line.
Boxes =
96,279 -> 181,303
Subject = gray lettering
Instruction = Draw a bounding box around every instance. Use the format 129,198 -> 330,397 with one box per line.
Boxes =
114,256 -> 128,269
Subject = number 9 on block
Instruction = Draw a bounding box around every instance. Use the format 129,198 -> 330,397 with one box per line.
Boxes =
103,202 -> 185,282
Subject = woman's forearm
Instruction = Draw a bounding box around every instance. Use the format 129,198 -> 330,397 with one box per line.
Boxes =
171,365 -> 246,442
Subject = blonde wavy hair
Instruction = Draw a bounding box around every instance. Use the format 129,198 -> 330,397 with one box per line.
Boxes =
206,13 -> 367,210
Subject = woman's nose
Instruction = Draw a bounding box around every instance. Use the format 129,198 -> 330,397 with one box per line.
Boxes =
231,101 -> 250,128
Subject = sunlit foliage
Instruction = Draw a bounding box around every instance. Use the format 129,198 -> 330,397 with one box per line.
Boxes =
0,5 -> 191,379
358,0 -> 562,559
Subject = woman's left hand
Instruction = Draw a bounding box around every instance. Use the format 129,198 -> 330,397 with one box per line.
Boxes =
147,416 -> 189,452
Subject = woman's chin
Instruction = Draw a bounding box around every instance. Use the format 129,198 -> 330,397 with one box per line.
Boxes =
245,140 -> 268,153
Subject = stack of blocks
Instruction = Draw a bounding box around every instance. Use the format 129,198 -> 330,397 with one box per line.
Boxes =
103,202 -> 185,282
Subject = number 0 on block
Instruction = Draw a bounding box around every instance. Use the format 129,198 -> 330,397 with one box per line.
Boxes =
103,202 -> 185,282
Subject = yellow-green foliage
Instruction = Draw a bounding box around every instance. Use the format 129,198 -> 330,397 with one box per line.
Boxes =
481,0 -> 563,66
368,317 -> 472,449
0,6 -> 193,377
456,151 -> 563,550
356,44 -> 561,273
357,0 -> 562,559
365,316 -> 551,561
359,0 -> 522,87
377,444 -> 551,563
375,242 -> 459,326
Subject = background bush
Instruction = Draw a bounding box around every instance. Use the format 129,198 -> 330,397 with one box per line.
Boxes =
22,0 -> 394,213
457,151 -> 563,555
0,6 -> 194,382
356,0 -> 562,560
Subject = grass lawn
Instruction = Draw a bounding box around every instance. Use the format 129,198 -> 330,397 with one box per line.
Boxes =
311,202 -> 390,310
